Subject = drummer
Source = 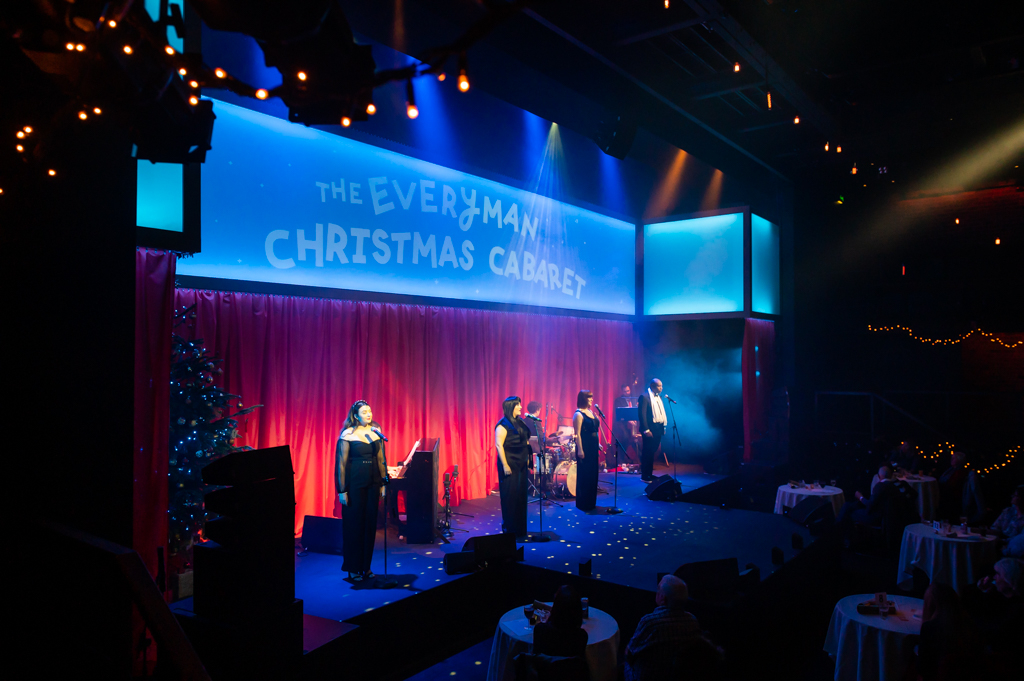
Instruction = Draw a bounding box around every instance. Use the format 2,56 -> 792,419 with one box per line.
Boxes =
523,401 -> 543,438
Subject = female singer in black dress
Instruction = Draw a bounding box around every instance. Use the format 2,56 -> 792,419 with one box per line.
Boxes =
495,395 -> 533,541
335,400 -> 386,581
573,389 -> 600,511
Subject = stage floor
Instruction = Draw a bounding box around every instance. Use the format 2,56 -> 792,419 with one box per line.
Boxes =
297,462 -> 814,625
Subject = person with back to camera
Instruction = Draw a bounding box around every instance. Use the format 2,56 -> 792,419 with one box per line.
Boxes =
335,399 -> 386,582
532,585 -> 588,658
495,395 -> 533,541
625,575 -> 706,681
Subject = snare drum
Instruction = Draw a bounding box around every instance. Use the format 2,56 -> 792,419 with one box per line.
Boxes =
552,460 -> 577,497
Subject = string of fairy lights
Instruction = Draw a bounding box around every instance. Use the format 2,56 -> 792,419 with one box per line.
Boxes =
868,325 -> 1023,349
906,442 -> 1020,477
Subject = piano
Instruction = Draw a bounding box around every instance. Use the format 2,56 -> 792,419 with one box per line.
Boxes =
387,437 -> 439,544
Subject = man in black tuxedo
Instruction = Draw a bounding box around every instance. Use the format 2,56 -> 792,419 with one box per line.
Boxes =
637,379 -> 668,483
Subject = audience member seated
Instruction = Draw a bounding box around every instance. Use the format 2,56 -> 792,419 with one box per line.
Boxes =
961,558 -> 1023,663
916,583 -> 979,681
533,585 -> 588,658
624,575 -> 703,681
937,450 -> 986,524
991,485 -> 1024,543
1003,533 -> 1024,558
890,440 -> 923,474
836,464 -> 918,530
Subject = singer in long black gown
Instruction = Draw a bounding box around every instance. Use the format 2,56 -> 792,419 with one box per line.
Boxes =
573,389 -> 600,512
495,396 -> 533,540
335,400 -> 386,580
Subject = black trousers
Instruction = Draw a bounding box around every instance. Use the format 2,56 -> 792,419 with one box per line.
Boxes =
342,481 -> 380,573
640,424 -> 665,479
499,464 -> 529,538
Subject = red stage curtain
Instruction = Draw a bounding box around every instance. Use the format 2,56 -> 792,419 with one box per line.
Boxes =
742,318 -> 775,462
133,248 -> 176,579
172,289 -> 639,534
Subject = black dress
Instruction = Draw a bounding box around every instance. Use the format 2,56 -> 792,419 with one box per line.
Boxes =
576,411 -> 599,511
336,437 -> 383,573
497,416 -> 532,538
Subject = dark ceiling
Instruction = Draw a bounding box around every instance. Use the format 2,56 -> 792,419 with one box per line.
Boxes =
345,0 -> 1024,188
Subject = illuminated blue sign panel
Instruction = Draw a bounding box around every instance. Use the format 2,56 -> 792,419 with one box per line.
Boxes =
177,100 -> 636,315
643,213 -> 745,315
751,214 -> 780,315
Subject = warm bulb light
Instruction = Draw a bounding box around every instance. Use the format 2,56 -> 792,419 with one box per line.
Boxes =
995,238 -> 1000,245
16,144 -> 23,152
824,142 -> 829,151
123,45 -> 133,54
78,111 -> 87,120
66,43 -> 75,51
366,103 -> 376,115
189,96 -> 199,106
407,104 -> 419,119
734,62 -> 740,72
955,218 -> 960,224
48,169 -> 56,176
23,126 -> 32,134
793,116 -> 800,124
851,166 -> 858,175
108,20 -> 117,28
255,89 -> 268,100
458,72 -> 470,92
75,44 -> 86,52
179,67 -> 187,76
837,145 -> 842,153
297,71 -> 307,81
189,80 -> 199,88
665,0 -> 670,7
93,107 -> 102,115
215,68 -> 226,79
341,116 -> 351,127
437,72 -> 446,81
16,131 -> 24,139
165,46 -> 175,55
766,91 -> 772,109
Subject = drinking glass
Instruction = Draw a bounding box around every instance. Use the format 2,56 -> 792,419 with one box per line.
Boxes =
830,479 -> 837,489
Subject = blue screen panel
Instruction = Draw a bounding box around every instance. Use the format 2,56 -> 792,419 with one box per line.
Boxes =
179,100 -> 635,315
751,214 -> 780,315
137,161 -> 183,232
643,213 -> 744,315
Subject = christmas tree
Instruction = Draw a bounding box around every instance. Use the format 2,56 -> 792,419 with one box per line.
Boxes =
168,304 -> 260,558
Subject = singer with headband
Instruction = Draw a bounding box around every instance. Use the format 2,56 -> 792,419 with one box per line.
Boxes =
335,400 -> 386,581
573,389 -> 601,511
495,396 -> 533,540
637,379 -> 668,483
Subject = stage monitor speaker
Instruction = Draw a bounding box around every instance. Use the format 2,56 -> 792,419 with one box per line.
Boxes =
301,515 -> 344,555
673,557 -> 740,600
646,475 -> 682,501
786,496 -> 835,534
443,551 -> 478,575
463,533 -> 519,566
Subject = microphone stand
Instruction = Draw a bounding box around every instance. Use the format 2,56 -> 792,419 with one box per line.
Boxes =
528,409 -> 554,542
597,407 -> 624,515
666,399 -> 681,481
377,435 -> 397,589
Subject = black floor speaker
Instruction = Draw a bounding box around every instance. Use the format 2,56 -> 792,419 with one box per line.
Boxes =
645,475 -> 683,501
301,515 -> 344,555
786,496 -> 835,534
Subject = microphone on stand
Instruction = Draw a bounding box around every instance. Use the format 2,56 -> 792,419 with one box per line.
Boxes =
593,404 -> 607,419
372,427 -> 389,442
524,414 -> 542,421
661,395 -> 677,404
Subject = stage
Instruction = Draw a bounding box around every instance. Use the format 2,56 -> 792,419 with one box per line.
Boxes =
296,462 -> 814,624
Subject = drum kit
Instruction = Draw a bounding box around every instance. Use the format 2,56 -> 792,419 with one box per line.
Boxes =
532,427 -> 578,498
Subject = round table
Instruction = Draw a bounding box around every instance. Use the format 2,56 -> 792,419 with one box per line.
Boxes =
824,594 -> 923,681
774,484 -> 846,518
486,605 -> 619,681
897,523 -> 999,592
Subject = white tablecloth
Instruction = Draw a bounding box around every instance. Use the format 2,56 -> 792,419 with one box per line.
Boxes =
897,523 -> 999,592
824,594 -> 923,681
774,484 -> 846,517
486,605 -> 619,681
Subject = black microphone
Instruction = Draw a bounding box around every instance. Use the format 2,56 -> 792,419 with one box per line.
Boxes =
372,427 -> 389,442
524,413 -> 541,421
662,395 -> 677,404
594,404 -> 607,419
